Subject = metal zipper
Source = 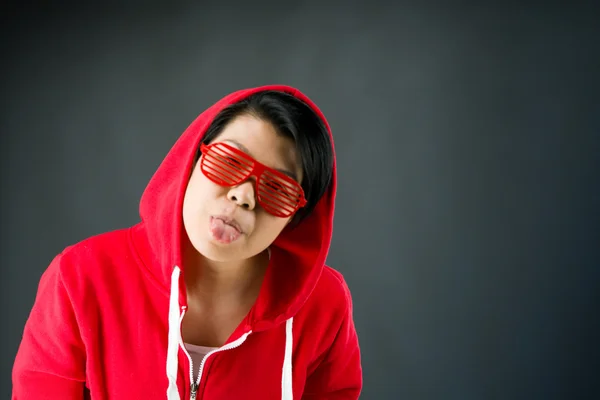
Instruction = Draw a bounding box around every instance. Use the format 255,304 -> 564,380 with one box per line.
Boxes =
178,306 -> 253,400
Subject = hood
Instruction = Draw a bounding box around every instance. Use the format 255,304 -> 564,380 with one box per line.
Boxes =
137,84 -> 337,332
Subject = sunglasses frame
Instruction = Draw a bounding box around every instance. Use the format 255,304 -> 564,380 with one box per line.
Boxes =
199,142 -> 307,218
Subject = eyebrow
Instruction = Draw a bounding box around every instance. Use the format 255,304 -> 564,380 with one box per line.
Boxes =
224,139 -> 298,181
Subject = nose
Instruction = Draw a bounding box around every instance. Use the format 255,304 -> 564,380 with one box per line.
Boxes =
227,180 -> 256,211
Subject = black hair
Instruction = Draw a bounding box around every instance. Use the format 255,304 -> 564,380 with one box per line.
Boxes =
195,90 -> 333,227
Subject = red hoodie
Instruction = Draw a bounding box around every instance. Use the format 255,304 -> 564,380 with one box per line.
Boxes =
12,85 -> 362,399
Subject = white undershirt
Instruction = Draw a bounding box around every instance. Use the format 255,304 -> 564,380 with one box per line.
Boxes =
184,343 -> 218,381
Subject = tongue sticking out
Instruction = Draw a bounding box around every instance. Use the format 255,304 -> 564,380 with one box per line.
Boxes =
209,217 -> 241,244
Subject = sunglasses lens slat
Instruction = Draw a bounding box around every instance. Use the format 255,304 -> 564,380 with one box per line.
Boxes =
258,175 -> 302,218
204,156 -> 246,184
259,196 -> 295,217
261,173 -> 302,199
203,164 -> 238,185
212,145 -> 254,169
258,189 -> 295,210
202,143 -> 254,185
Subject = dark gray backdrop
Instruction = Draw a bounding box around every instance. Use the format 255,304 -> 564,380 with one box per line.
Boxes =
2,2 -> 599,399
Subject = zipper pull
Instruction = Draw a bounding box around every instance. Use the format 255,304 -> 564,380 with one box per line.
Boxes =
190,382 -> 198,400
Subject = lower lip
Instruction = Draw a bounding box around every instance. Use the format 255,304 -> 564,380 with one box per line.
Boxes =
208,216 -> 242,244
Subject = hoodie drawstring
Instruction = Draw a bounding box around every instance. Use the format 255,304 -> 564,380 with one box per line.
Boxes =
166,267 -> 182,400
165,266 -> 294,400
281,317 -> 294,400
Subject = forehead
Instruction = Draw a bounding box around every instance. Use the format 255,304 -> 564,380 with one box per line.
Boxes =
212,115 -> 303,182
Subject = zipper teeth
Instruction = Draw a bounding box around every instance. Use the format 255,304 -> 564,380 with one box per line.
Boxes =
178,308 -> 195,386
178,306 -> 253,391
194,330 -> 252,386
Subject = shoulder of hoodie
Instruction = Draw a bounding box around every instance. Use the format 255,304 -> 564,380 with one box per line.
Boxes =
292,265 -> 356,358
301,264 -> 355,320
46,226 -> 139,290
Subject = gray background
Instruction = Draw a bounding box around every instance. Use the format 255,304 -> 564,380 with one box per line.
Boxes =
2,2 -> 599,399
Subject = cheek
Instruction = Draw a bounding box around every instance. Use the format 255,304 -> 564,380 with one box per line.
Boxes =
183,170 -> 212,221
252,214 -> 290,243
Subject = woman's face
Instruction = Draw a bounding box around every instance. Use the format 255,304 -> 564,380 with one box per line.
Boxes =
183,114 -> 303,262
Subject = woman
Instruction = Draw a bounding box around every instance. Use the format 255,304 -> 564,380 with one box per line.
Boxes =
13,85 -> 362,399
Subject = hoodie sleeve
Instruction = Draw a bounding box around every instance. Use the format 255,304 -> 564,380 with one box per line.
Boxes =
12,253 -> 86,399
302,283 -> 363,399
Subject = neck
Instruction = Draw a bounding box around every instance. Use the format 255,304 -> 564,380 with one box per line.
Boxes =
183,244 -> 269,306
